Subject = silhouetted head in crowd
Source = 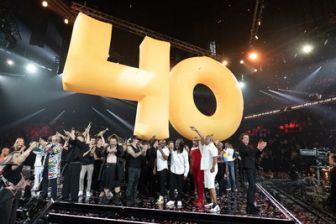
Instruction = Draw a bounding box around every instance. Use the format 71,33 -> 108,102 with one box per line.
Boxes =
13,137 -> 25,151
240,133 -> 250,146
192,137 -> 199,147
168,140 -> 174,150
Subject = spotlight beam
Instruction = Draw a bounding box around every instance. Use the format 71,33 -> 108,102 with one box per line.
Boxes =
102,97 -> 136,111
91,107 -> 119,128
106,109 -> 134,131
0,108 -> 46,132
268,90 -> 305,104
294,66 -> 322,90
278,89 -> 309,96
49,110 -> 66,126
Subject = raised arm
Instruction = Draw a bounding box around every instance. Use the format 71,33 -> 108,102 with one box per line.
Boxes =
190,126 -> 205,145
159,147 -> 169,160
17,142 -> 38,164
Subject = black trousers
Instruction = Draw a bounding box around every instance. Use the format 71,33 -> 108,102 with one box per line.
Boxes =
62,162 -> 81,201
158,169 -> 168,196
169,172 -> 184,201
8,191 -> 20,224
245,168 -> 257,209
42,167 -> 58,199
216,163 -> 225,196
126,167 -> 141,202
141,165 -> 156,197
0,188 -> 14,224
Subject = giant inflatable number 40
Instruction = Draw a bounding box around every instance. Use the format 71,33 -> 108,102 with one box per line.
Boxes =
62,13 -> 244,140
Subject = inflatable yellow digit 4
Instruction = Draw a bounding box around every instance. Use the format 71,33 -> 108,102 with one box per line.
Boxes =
62,13 -> 170,140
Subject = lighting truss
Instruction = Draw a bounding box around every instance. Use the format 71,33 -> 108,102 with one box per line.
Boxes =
71,2 -> 217,59
244,96 -> 336,119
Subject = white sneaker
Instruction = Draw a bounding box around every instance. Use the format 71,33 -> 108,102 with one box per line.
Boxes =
166,200 -> 175,207
177,201 -> 182,208
156,196 -> 164,205
78,191 -> 83,197
204,203 -> 213,209
86,191 -> 91,198
210,204 -> 220,213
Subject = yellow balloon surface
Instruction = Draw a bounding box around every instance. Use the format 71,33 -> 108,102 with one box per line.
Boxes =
62,13 -> 244,141
169,57 -> 244,140
62,13 -> 170,140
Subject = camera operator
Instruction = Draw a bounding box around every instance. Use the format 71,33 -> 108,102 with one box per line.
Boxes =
0,141 -> 38,224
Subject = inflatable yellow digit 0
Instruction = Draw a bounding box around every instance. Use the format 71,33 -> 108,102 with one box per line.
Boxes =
169,57 -> 244,140
62,13 -> 170,140
62,13 -> 244,141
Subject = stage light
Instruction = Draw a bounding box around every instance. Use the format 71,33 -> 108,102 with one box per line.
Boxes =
301,44 -> 313,54
64,18 -> 69,24
222,60 -> 228,66
42,1 -> 48,7
240,59 -> 244,64
253,68 -> 258,72
26,63 -> 37,73
6,59 -> 14,66
238,81 -> 245,89
248,51 -> 258,61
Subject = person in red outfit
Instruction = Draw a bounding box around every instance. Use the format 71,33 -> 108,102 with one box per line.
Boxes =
190,137 -> 204,207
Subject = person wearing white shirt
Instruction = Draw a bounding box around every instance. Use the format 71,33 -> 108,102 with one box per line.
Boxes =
31,137 -> 48,195
166,139 -> 189,208
154,139 -> 170,205
224,142 -> 237,191
191,126 -> 220,213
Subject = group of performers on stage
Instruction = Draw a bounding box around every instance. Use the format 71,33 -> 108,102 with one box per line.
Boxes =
9,122 -> 332,223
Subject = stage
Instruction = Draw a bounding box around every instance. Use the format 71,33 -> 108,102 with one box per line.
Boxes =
19,183 -> 301,224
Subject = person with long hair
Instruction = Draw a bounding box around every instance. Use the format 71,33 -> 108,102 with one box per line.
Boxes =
215,141 -> 225,197
190,137 -> 204,207
166,139 -> 189,208
224,142 -> 237,192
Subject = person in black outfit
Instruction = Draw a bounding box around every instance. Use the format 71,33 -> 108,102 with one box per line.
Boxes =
92,137 -> 106,198
143,141 -> 157,197
126,136 -> 147,206
62,129 -> 88,202
99,135 -> 125,205
1,141 -> 38,224
237,133 -> 267,215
